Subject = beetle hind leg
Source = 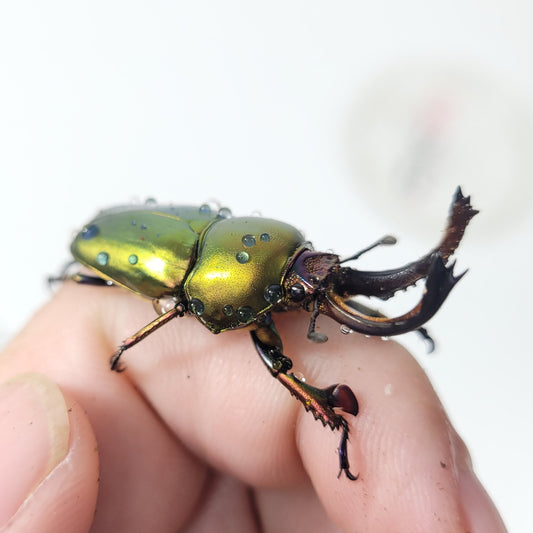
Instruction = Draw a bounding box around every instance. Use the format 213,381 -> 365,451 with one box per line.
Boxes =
251,324 -> 359,480
48,261 -> 114,287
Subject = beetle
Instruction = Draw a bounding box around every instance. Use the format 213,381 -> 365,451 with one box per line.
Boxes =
59,187 -> 477,480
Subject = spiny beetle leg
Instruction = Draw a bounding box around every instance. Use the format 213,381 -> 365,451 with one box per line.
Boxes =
109,303 -> 186,372
251,327 -> 359,480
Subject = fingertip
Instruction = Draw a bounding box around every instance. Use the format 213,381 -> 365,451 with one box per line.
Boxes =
290,325 -> 500,532
1,374 -> 98,533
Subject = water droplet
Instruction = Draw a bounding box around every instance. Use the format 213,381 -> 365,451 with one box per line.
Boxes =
251,210 -> 262,217
96,252 -> 109,266
235,251 -> 249,264
222,304 -> 234,316
190,298 -> 205,316
217,207 -> 232,218
237,306 -> 254,323
199,204 -> 212,215
340,324 -> 353,335
241,234 -> 256,247
128,254 -> 138,265
141,224 -> 147,230
153,295 -> 178,314
260,233 -> 270,242
144,197 -> 157,206
131,220 -> 137,226
264,284 -> 283,304
81,224 -> 99,240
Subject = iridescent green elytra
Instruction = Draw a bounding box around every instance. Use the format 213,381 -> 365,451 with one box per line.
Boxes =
71,204 -> 307,333
67,190 -> 477,481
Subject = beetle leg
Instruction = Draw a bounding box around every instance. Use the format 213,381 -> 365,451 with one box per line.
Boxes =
251,324 -> 359,480
307,298 -> 328,343
48,261 -> 115,287
66,272 -> 114,286
110,303 -> 186,371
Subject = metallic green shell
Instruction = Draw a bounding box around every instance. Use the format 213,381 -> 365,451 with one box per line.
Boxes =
71,205 -> 219,298
71,205 -> 307,332
184,217 -> 306,333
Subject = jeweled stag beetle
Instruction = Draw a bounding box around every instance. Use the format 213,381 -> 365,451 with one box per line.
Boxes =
58,187 -> 477,480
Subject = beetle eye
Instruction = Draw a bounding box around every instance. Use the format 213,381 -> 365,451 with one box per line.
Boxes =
289,283 -> 306,302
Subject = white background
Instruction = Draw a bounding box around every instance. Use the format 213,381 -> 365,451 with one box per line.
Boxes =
1,2 -> 532,531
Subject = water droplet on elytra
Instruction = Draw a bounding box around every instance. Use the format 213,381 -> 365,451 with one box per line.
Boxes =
236,251 -> 249,264
236,306 -> 254,323
81,224 -> 99,240
190,298 -> 205,316
217,207 -> 232,218
241,234 -> 256,247
96,252 -> 109,266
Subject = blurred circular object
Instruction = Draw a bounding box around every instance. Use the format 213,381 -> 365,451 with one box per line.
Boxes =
347,64 -> 533,239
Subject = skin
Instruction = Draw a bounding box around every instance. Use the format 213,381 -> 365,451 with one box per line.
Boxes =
0,284 -> 506,533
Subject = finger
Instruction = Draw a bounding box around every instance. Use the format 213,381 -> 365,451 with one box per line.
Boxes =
182,474 -> 260,533
0,290 -> 208,532
2,283 -> 506,533
285,317 -> 506,533
0,373 -> 98,533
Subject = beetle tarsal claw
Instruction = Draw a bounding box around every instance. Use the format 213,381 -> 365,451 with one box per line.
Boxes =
338,418 -> 359,481
110,349 -> 126,372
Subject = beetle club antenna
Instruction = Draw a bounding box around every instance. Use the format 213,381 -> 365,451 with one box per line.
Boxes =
340,235 -> 397,264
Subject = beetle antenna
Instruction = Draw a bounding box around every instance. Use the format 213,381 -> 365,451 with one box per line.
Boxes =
340,235 -> 397,264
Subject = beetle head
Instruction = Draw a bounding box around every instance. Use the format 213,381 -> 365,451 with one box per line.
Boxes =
283,187 -> 478,344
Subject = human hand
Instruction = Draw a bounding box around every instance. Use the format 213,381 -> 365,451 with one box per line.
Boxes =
0,283 -> 506,532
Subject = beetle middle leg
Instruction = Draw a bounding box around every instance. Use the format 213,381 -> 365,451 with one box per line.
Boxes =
109,303 -> 186,371
251,321 -> 359,480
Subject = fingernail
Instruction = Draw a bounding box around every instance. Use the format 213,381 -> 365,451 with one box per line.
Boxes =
0,373 -> 70,526
457,464 -> 508,533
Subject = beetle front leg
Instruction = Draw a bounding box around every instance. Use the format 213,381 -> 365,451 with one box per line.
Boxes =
110,303 -> 186,371
251,324 -> 359,480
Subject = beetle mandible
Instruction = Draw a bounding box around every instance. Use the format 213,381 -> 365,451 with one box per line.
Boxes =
59,188 -> 477,480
